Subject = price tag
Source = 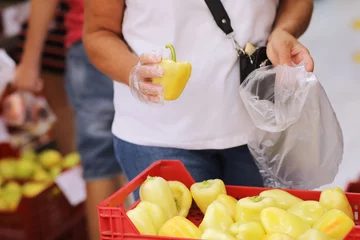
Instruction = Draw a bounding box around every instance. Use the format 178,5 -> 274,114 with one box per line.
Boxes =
0,118 -> 10,143
55,166 -> 87,206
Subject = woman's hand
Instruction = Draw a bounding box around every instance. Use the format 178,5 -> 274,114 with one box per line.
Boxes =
129,52 -> 164,105
13,63 -> 43,92
266,29 -> 314,72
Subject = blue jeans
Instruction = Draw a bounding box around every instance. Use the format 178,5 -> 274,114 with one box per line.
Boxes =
65,41 -> 122,181
113,136 -> 263,200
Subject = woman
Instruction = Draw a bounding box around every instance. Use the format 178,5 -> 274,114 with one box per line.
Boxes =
83,0 -> 314,197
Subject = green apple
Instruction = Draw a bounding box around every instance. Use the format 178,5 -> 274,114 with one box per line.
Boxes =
3,182 -> 22,211
4,181 -> 22,194
4,192 -> 22,211
22,182 -> 48,198
15,160 -> 35,179
33,167 -> 50,181
50,165 -> 62,179
38,150 -> 62,169
20,149 -> 37,162
0,160 -> 17,179
63,152 -> 81,169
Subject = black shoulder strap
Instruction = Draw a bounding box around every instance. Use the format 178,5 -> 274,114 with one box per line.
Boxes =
204,0 -> 244,56
204,0 -> 234,35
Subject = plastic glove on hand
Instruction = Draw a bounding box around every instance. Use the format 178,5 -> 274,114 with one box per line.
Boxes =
129,51 -> 165,105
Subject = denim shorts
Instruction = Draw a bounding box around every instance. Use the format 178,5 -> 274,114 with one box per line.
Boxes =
113,136 -> 263,200
65,41 -> 122,181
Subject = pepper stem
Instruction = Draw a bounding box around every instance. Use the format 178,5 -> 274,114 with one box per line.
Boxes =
249,196 -> 264,203
165,44 -> 176,62
145,176 -> 156,182
199,180 -> 212,188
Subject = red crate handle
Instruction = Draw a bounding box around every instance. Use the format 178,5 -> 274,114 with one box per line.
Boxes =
100,160 -> 195,208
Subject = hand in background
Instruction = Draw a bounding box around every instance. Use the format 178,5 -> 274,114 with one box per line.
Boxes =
13,63 -> 43,93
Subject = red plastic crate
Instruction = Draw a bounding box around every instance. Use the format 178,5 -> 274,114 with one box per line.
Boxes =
347,181 -> 360,194
0,183 -> 86,240
0,143 -> 87,240
0,143 -> 19,159
98,160 -> 360,240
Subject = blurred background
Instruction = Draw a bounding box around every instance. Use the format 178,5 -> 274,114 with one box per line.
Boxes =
299,0 -> 360,190
0,0 -> 359,239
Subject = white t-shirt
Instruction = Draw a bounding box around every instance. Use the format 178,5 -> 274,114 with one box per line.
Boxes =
112,0 -> 279,150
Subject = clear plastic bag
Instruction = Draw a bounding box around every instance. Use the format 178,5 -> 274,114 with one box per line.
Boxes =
2,91 -> 56,133
239,64 -> 344,189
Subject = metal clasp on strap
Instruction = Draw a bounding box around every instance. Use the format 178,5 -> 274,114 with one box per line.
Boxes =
227,32 -> 245,57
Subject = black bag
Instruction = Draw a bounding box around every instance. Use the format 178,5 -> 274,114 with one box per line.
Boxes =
204,0 -> 272,83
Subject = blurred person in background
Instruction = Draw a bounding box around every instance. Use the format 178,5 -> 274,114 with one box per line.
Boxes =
12,1 -> 75,156
83,0 -> 314,199
12,0 -> 127,239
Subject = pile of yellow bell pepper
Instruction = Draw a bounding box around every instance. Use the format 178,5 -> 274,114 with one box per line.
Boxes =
126,176 -> 356,240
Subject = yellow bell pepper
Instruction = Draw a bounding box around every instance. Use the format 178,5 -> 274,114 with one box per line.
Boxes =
287,200 -> 326,226
168,180 -> 192,217
260,207 -> 310,238
319,187 -> 354,220
201,228 -> 236,240
136,201 -> 167,233
158,216 -> 202,239
190,179 -> 226,214
259,189 -> 303,210
313,209 -> 355,239
229,221 -> 245,236
152,44 -> 192,100
235,196 -> 278,223
139,176 -> 177,219
199,200 -> 234,232
262,233 -> 295,240
229,221 -> 265,240
126,206 -> 157,235
297,229 -> 331,240
216,194 -> 237,220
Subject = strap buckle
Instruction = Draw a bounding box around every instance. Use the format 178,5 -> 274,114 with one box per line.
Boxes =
227,32 -> 245,57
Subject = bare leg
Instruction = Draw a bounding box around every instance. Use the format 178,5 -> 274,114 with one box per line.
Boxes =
41,70 -> 76,155
85,174 -> 129,240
